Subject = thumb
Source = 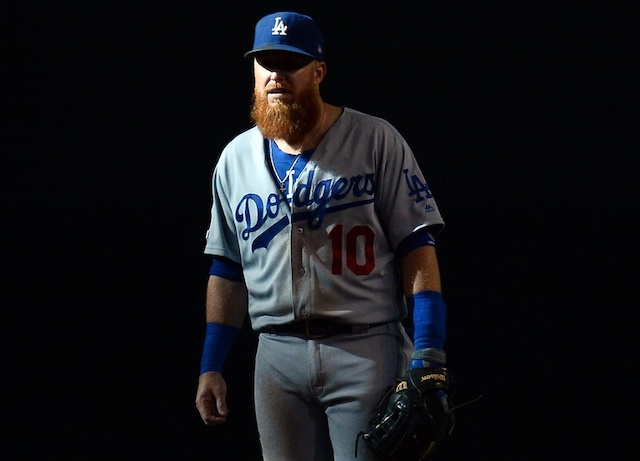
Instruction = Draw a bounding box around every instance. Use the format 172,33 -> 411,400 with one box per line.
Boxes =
212,381 -> 229,417
216,398 -> 229,417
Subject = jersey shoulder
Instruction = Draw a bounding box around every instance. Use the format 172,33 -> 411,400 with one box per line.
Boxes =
222,126 -> 262,154
341,107 -> 405,138
216,126 -> 263,165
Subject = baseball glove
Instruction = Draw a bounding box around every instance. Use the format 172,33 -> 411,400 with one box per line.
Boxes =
359,367 -> 453,461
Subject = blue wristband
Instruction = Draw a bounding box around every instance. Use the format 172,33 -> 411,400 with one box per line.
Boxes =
200,322 -> 240,374
407,290 -> 446,369
409,290 -> 446,350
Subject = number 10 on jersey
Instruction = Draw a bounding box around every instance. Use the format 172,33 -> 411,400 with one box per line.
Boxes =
327,224 -> 375,276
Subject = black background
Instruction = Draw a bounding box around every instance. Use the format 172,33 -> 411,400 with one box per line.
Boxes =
4,1 -> 638,459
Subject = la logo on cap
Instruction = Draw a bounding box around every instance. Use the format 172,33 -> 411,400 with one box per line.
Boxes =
245,12 -> 324,61
271,17 -> 288,36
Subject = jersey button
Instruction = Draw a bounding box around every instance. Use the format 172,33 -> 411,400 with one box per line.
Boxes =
298,267 -> 306,275
297,227 -> 303,234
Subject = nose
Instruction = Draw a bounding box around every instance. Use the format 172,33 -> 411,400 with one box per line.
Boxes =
269,70 -> 284,81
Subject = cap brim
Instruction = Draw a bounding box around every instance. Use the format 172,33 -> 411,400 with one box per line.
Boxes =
244,44 -> 317,59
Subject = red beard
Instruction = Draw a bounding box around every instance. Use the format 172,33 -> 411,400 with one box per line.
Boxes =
250,86 -> 322,145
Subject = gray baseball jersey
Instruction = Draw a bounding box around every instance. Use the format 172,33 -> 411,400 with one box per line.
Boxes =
205,107 -> 444,330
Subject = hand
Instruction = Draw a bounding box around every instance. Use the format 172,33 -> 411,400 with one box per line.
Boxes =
195,371 -> 230,425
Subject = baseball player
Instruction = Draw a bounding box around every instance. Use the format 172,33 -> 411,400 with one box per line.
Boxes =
195,11 -> 451,461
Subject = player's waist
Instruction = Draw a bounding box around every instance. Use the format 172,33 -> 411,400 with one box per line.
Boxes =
258,318 -> 390,340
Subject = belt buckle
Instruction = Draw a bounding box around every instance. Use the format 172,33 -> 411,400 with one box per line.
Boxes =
305,319 -> 327,339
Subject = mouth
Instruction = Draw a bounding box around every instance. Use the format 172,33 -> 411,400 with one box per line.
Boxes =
266,88 -> 292,103
267,87 -> 291,96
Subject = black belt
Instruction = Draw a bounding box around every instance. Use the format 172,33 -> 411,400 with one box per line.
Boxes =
259,319 -> 387,339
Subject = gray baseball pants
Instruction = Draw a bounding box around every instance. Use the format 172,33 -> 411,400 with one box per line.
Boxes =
254,322 -> 411,461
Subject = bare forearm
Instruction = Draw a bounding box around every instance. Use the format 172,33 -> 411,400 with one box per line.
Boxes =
401,245 -> 442,296
205,275 -> 248,327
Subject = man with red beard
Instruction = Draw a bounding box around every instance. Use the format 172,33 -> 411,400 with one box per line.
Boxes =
196,11 -> 453,461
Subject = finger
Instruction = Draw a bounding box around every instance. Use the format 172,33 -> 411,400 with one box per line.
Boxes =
197,400 -> 228,425
203,413 -> 228,425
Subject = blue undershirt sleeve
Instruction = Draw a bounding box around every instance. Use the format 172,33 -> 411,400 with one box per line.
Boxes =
396,230 -> 436,261
209,257 -> 243,282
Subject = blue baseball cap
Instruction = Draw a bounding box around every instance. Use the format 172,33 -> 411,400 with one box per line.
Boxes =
245,12 -> 324,60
